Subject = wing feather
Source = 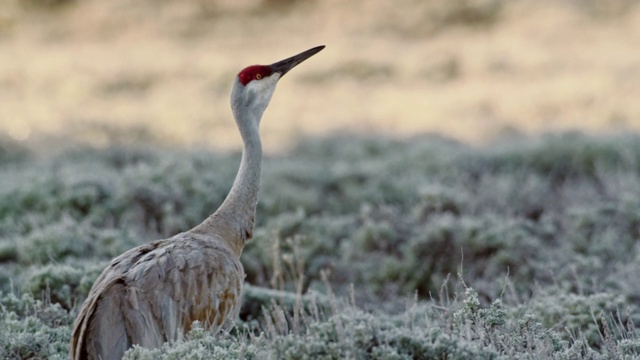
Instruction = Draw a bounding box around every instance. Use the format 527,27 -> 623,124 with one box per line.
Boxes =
70,233 -> 244,359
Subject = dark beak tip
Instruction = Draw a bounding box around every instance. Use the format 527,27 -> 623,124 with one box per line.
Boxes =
307,45 -> 326,57
271,45 -> 326,76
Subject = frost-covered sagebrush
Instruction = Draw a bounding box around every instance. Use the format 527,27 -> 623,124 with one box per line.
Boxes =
1,132 -> 640,358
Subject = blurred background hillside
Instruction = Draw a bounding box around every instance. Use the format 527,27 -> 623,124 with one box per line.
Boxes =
1,0 -> 639,151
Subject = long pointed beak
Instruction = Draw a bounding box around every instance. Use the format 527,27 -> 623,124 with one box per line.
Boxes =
270,45 -> 325,77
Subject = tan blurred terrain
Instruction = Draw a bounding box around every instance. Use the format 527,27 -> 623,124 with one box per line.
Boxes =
0,0 -> 639,150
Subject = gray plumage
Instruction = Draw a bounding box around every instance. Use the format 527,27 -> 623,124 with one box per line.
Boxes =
70,45 -> 325,360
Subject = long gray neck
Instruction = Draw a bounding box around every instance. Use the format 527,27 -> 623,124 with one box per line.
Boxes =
217,119 -> 262,221
193,105 -> 262,256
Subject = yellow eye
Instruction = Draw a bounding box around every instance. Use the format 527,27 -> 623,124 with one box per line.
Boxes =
256,73 -> 262,80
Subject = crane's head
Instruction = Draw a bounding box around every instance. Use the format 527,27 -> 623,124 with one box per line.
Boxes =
230,45 -> 325,127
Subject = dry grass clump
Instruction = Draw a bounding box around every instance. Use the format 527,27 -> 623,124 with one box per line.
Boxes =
121,282 -> 640,359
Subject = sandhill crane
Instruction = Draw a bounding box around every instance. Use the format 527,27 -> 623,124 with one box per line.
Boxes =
70,45 -> 325,360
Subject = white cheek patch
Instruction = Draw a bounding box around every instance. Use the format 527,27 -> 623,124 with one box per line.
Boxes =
235,73 -> 281,124
246,75 -> 280,109
250,74 -> 279,94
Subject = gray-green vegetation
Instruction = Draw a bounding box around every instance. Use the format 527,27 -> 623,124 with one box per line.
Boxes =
1,132 -> 640,359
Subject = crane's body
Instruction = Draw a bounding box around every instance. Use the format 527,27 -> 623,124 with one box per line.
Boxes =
70,45 -> 325,360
